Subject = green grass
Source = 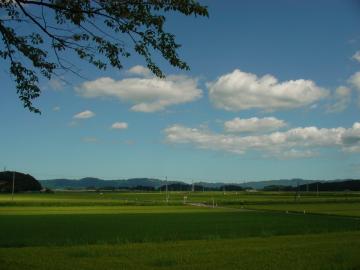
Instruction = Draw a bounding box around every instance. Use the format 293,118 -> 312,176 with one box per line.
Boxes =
0,205 -> 226,215
245,202 -> 360,217
1,191 -> 360,269
1,231 -> 360,270
0,208 -> 359,247
1,191 -> 359,207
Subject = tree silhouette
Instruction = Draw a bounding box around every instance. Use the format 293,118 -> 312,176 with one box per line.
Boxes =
0,0 -> 208,113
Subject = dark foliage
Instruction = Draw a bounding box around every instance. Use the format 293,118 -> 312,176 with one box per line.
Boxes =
0,171 -> 42,192
220,185 -> 244,191
263,185 -> 294,192
0,0 -> 208,113
129,185 -> 155,191
41,177 -> 167,189
40,177 -> 360,192
298,180 -> 360,192
159,183 -> 190,191
158,183 -> 213,191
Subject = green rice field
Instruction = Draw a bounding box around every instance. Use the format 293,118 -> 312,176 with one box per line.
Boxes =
0,191 -> 359,270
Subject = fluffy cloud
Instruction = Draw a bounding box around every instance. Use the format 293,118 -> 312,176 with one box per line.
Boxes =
76,69 -> 202,112
111,122 -> 128,129
341,123 -> 360,152
73,110 -> 95,119
348,72 -> 360,105
164,122 -> 360,159
127,65 -> 151,77
224,117 -> 286,133
353,51 -> 360,62
326,86 -> 351,113
349,71 -> 360,90
208,69 -> 328,111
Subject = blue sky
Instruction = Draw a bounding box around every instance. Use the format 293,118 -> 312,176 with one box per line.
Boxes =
1,0 -> 360,182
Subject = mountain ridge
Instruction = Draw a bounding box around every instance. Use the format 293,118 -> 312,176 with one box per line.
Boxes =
39,177 -> 353,190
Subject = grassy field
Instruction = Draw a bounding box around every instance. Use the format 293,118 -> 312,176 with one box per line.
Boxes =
1,232 -> 360,270
245,202 -> 360,217
1,208 -> 360,247
0,191 -> 359,269
1,191 -> 359,206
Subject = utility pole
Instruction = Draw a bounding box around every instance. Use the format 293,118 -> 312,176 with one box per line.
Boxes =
165,176 -> 169,204
297,180 -> 301,199
294,180 -> 299,202
11,171 -> 15,201
316,183 -> 319,197
191,180 -> 194,192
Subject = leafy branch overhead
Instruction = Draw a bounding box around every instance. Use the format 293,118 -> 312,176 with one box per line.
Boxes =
0,0 -> 208,113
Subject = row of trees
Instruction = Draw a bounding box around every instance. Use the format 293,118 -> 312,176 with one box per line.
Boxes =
263,180 -> 360,192
65,183 -> 249,192
0,171 -> 42,192
74,180 -> 360,192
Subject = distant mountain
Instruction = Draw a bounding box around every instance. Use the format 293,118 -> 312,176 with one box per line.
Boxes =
4,171 -> 357,191
40,177 -> 180,189
40,177 -> 323,190
0,171 -> 42,192
240,179 -> 317,189
195,182 -> 228,189
195,179 -> 316,190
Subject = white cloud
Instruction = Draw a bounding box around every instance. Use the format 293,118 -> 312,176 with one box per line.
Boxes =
208,69 -> 328,111
111,122 -> 128,130
224,117 -> 286,133
348,72 -> 360,105
127,65 -> 151,77
73,110 -> 95,119
76,72 -> 202,112
52,106 -> 61,112
341,122 -> 360,152
353,51 -> 360,62
164,122 -> 360,159
349,71 -> 360,90
326,86 -> 351,113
